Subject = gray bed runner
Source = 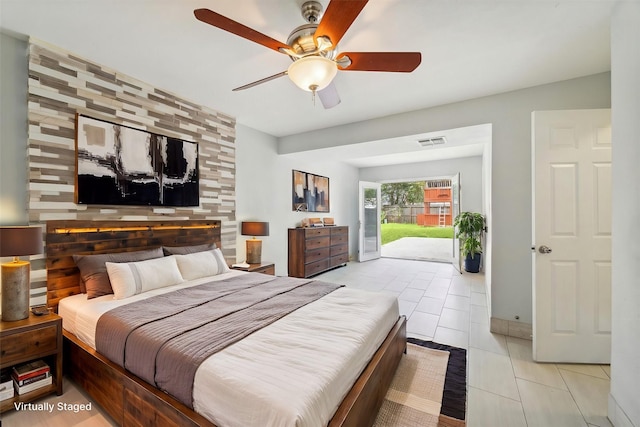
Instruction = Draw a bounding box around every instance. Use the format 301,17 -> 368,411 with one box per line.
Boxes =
95,273 -> 342,408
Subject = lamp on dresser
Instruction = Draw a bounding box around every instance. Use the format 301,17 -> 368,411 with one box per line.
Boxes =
241,221 -> 269,265
0,226 -> 43,321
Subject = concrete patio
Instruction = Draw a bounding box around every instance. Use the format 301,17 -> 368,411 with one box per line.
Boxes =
381,237 -> 454,263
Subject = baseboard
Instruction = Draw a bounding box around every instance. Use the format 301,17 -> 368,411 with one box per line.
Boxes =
490,317 -> 532,340
608,393 -> 635,427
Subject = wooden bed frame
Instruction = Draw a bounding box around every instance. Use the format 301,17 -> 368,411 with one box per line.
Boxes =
45,219 -> 407,427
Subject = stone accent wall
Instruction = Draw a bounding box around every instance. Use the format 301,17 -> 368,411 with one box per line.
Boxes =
26,39 -> 236,304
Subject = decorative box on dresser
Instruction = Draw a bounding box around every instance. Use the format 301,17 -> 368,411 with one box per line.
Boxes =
288,226 -> 349,278
0,312 -> 63,413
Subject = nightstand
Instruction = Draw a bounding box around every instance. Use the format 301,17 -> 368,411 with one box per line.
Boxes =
232,262 -> 275,275
0,312 -> 63,413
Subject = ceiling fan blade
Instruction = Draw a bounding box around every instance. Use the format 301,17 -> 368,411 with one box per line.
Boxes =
232,71 -> 287,91
314,0 -> 368,48
337,52 -> 422,72
194,9 -> 289,54
318,82 -> 341,109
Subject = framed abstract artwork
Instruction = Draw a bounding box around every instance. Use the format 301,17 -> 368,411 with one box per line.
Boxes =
75,114 -> 199,207
292,169 -> 330,212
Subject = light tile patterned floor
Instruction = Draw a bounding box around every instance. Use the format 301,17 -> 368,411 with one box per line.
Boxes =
317,257 -> 612,427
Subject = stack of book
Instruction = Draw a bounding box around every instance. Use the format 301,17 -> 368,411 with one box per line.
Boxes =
0,372 -> 14,401
12,360 -> 52,395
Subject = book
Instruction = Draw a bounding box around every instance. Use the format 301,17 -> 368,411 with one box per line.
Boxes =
12,370 -> 50,387
231,262 -> 250,269
0,372 -> 11,388
0,373 -> 13,401
14,375 -> 52,395
0,388 -> 13,402
12,360 -> 49,381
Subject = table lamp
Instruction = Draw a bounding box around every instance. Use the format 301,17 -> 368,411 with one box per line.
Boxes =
241,222 -> 269,264
0,226 -> 43,321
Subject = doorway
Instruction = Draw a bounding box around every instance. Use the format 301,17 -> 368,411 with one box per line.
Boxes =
380,178 -> 455,263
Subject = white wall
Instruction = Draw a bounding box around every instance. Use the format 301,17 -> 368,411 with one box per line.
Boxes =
278,73 -> 611,325
234,124 -> 278,263
359,155 -> 484,214
609,3 -> 640,426
0,32 -> 28,225
235,124 -> 359,276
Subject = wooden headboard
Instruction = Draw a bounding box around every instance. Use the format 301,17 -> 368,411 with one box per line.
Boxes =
45,219 -> 222,311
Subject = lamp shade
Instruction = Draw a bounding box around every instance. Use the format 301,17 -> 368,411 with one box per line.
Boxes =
287,56 -> 338,92
0,226 -> 43,257
241,222 -> 269,237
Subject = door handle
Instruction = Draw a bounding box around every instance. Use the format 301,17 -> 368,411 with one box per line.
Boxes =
538,245 -> 553,254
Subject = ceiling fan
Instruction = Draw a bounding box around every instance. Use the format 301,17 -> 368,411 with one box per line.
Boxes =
194,0 -> 421,108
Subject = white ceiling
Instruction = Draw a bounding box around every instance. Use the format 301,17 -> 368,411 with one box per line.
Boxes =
0,0 -> 614,144
299,123 -> 491,167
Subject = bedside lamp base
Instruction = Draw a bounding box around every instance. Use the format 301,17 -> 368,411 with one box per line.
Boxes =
1,260 -> 31,321
246,239 -> 262,264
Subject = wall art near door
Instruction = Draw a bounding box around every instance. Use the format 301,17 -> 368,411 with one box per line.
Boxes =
75,114 -> 199,207
292,169 -> 330,212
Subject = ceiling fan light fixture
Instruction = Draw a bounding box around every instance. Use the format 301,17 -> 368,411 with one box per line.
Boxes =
287,56 -> 338,92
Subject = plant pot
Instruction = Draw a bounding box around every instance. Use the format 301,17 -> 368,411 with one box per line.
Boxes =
464,253 -> 481,273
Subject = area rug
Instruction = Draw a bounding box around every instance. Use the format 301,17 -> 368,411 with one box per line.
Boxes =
373,339 -> 467,427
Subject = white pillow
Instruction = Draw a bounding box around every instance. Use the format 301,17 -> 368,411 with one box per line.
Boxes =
211,248 -> 231,274
174,250 -> 219,280
174,248 -> 230,281
106,255 -> 184,300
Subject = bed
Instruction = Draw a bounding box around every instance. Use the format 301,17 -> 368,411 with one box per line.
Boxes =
45,220 -> 407,427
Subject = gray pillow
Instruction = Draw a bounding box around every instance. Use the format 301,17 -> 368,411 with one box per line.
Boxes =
162,243 -> 216,256
74,248 -> 164,299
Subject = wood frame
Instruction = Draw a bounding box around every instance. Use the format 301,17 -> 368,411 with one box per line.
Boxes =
46,219 -> 406,427
45,219 -> 222,312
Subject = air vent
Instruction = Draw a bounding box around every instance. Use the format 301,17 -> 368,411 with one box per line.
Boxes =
417,136 -> 447,147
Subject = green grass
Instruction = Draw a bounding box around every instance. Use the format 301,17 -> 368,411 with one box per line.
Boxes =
381,223 -> 454,245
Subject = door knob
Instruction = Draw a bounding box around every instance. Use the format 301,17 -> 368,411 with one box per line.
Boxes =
538,245 -> 552,254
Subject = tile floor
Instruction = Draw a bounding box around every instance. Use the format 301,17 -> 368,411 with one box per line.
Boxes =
317,257 -> 613,427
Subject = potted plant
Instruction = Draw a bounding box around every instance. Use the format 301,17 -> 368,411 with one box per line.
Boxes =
453,212 -> 485,273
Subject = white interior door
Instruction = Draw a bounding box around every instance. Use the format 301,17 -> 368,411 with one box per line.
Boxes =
451,173 -> 461,273
532,109 -> 611,363
358,181 -> 381,262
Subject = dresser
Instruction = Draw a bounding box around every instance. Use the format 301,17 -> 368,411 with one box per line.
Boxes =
288,226 -> 349,278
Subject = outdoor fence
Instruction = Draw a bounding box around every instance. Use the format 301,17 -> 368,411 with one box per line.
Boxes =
382,204 -> 424,224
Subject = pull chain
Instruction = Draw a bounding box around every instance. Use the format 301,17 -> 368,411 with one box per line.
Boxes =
309,84 -> 318,106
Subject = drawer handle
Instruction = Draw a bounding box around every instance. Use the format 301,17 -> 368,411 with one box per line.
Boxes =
34,341 -> 40,347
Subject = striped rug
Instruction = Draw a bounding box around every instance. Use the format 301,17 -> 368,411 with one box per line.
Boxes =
374,339 -> 467,427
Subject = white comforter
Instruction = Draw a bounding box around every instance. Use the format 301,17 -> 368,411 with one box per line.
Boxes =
59,271 -> 399,427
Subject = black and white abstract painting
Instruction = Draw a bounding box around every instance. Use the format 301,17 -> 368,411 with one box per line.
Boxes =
75,115 -> 199,207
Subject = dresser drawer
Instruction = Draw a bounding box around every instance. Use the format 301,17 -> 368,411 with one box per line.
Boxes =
305,247 -> 331,263
305,259 -> 329,277
330,253 -> 349,267
0,324 -> 58,365
305,236 -> 330,250
304,227 -> 330,238
330,244 -> 348,257
330,233 -> 348,246
330,226 -> 348,236
257,265 -> 275,275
